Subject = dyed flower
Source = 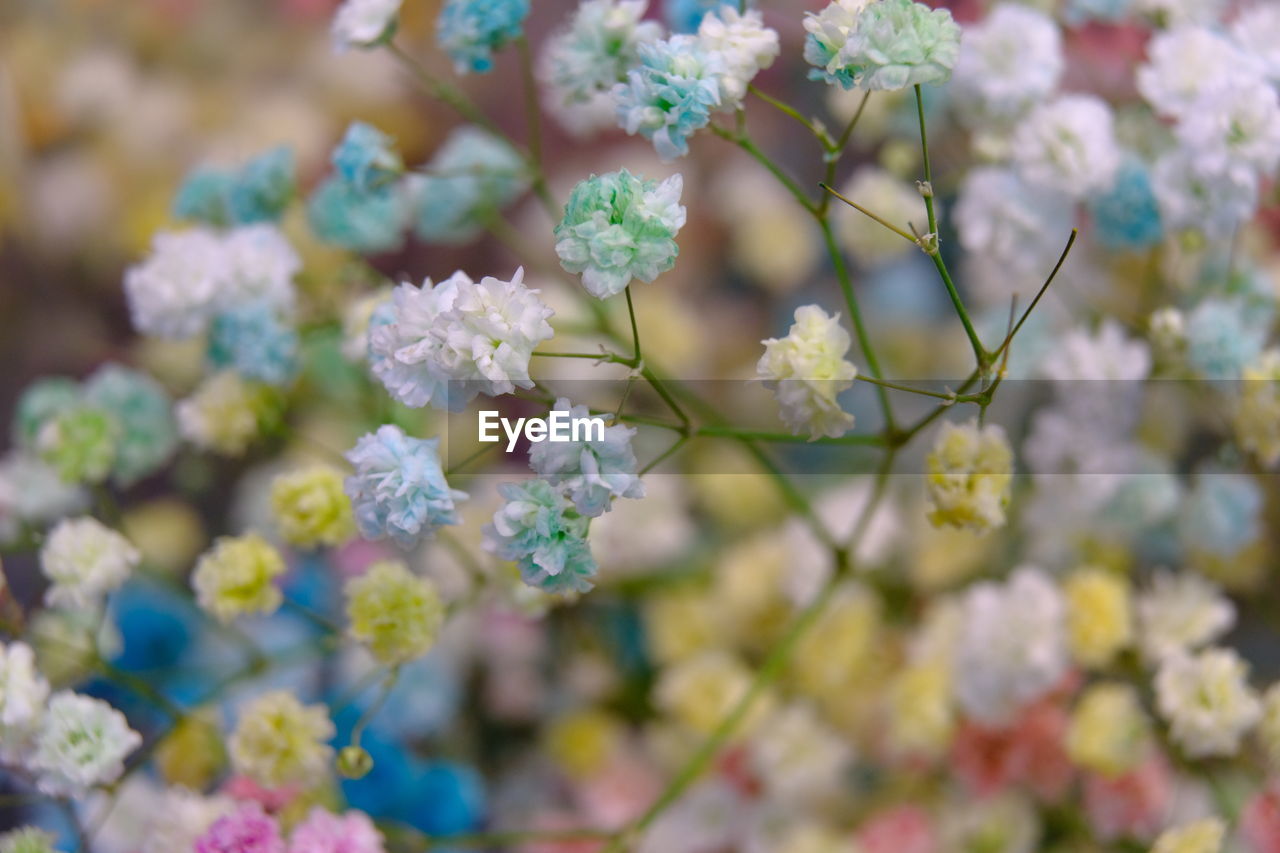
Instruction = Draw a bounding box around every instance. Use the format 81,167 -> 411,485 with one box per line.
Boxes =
804,0 -> 869,89
1151,818 -> 1226,853
288,808 -> 384,853
308,178 -> 407,254
1063,567 -> 1132,668
172,166 -> 236,226
124,229 -> 226,339
178,148 -> 297,227
176,371 -> 280,456
332,122 -> 402,194
411,126 -> 528,244
344,560 -> 444,665
331,0 -> 401,51
83,363 -> 178,486
0,829 -> 56,853
0,642 -> 50,762
1066,683 -> 1149,777
218,225 -> 301,312
435,0 -> 530,74
483,479 -> 597,595
696,7 -> 779,106
1137,571 -> 1236,663
833,0 -> 960,91
757,305 -> 858,441
925,419 -> 1013,534
344,425 -> 466,548
664,0 -> 737,33
1156,647 -> 1261,758
229,691 -> 335,787
1153,148 -> 1258,240
12,378 -> 81,449
1012,95 -> 1121,198
1088,157 -> 1164,250
207,301 -> 298,386
953,567 -> 1068,725
40,516 -> 139,610
195,804 -> 286,853
37,405 -> 117,484
886,661 -> 954,759
1179,472 -> 1262,560
951,4 -> 1062,124
191,533 -> 287,623
1185,298 -> 1267,379
1236,349 -> 1280,466
528,397 -> 644,517
271,467 -> 356,549
30,691 -> 141,796
613,35 -> 725,161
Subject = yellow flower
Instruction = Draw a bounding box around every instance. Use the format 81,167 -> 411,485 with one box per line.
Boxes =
176,371 -> 281,456
192,534 -> 286,623
888,661 -> 955,759
345,560 -> 444,665
1235,349 -> 1280,466
925,419 -> 1013,534
545,708 -> 624,779
229,690 -> 335,788
792,582 -> 881,698
1066,683 -> 1149,777
644,586 -> 721,665
154,711 -> 225,790
1151,818 -> 1225,853
1064,567 -> 1133,668
271,466 -> 356,549
655,651 -> 773,737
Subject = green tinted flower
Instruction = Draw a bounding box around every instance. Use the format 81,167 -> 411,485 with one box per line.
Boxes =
345,560 -> 444,664
37,406 -> 118,484
192,533 -> 287,623
835,0 -> 959,91
271,466 -> 356,549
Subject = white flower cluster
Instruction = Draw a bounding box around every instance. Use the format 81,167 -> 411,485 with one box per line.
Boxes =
369,267 -> 555,411
529,397 -> 645,517
331,0 -> 401,52
39,515 -> 139,610
1156,647 -> 1261,758
695,6 -> 780,107
1012,95 -> 1121,198
951,4 -> 1063,127
757,305 -> 858,441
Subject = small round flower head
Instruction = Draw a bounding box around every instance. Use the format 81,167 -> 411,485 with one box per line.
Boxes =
30,691 -> 141,796
1232,4 -> 1280,83
288,808 -> 385,853
207,301 -> 299,386
0,828 -> 56,853
142,788 -> 236,853
177,371 -> 280,457
951,4 -> 1062,125
1137,571 -> 1235,663
483,479 -> 598,595
757,305 -> 858,441
435,0 -> 530,74
340,287 -> 393,363
219,225 -> 301,312
613,35 -> 725,161
1153,148 -> 1258,240
528,397 -> 644,517
83,363 -> 178,486
124,228 -> 227,339
1184,298 -> 1266,379
1064,567 -> 1133,669
1151,819 -> 1226,853
925,419 -> 1013,534
1137,27 -> 1253,120
0,642 -> 50,762
954,167 -> 1075,277
412,126 -> 528,244
331,0 -> 401,52
555,170 -> 686,299
332,122 -> 402,194
748,703 -> 852,802
804,0 -> 871,88
1179,472 -> 1262,560
0,452 -> 87,543
655,650 -> 770,736
1012,95 -> 1121,198
271,467 -> 355,549
345,560 -> 444,665
195,804 -> 285,853
308,178 -> 407,253
835,166 -> 927,267
228,147 -> 296,226
833,0 -> 960,91
344,425 -> 466,548
173,166 -> 237,226
664,0 -> 738,33
192,533 -> 287,623
229,690 -> 335,788
538,0 -> 663,135
40,516 -> 139,610
1066,683 -> 1150,777
953,567 -> 1068,725
1236,349 -> 1280,466
696,7 -> 779,106
369,274 -> 467,409
1178,78 -> 1280,183
12,377 -> 81,449
1156,647 -> 1261,758
37,405 -> 118,484
1088,157 -> 1164,251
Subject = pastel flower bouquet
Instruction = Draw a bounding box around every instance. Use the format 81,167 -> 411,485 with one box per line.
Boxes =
4,0 -> 1280,851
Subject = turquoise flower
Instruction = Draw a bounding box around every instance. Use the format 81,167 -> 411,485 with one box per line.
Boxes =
308,176 -> 407,253
834,0 -> 960,91
483,479 -> 597,594
344,425 -> 467,548
83,364 -> 178,486
1185,298 -> 1266,379
554,169 -> 686,299
173,147 -> 296,226
664,0 -> 739,33
173,167 -> 238,226
1065,0 -> 1132,24
411,126 -> 528,244
1180,473 -> 1262,557
614,35 -> 724,161
436,0 -> 530,74
1089,158 -> 1163,250
528,397 -> 644,517
207,301 -> 299,386
333,122 -> 403,193
13,378 -> 81,449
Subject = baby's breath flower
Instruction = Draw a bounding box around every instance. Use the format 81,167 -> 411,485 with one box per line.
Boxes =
1185,298 -> 1266,380
1088,157 -> 1165,251
886,661 -> 954,759
555,169 -> 686,299
1151,818 -> 1226,853
0,642 -> 50,762
1258,684 -> 1280,768
331,0 -> 401,51
1232,4 -> 1280,83
40,516 -> 139,610
1066,683 -> 1150,777
528,397 -> 644,517
925,419 -> 1013,534
954,167 -> 1075,278
1153,148 -> 1258,240
792,581 -> 880,696
1138,571 -> 1235,663
289,808 -> 385,853
757,305 -> 858,441
411,127 -> 528,244
176,371 -> 280,457
271,467 -> 355,549
229,690 -> 335,788
332,122 -> 402,194
1177,77 -> 1280,182
483,479 -> 597,595
345,560 -> 444,665
0,828 -> 56,853
30,691 -> 141,797
37,405 -> 118,484
174,148 -> 296,227
1156,647 -> 1261,758
951,4 -> 1062,124
1012,95 -> 1122,198
613,35 -> 725,161
655,650 -> 771,736
1236,349 -> 1280,466
83,363 -> 178,486
803,0 -> 870,89
436,0 -> 529,74
748,703 -> 852,802
207,301 -> 298,387
12,378 -> 80,449
194,804 -> 284,853
1063,567 -> 1133,668
308,178 -> 408,254
696,7 -> 779,106
834,0 -> 960,91
124,229 -> 226,339
192,533 -> 287,623
1137,27 -> 1253,120
344,425 -> 466,548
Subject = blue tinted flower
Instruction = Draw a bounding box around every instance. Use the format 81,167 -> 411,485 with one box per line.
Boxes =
332,122 -> 402,193
83,363 -> 178,486
436,0 -> 530,74
1180,473 -> 1262,557
207,301 -> 299,386
528,398 -> 644,517
834,0 -> 960,91
664,0 -> 738,33
1185,298 -> 1266,379
411,127 -> 528,244
308,176 -> 407,253
483,479 -> 598,594
227,146 -> 296,225
1065,0 -> 1132,25
614,35 -> 724,161
344,425 -> 467,548
173,167 -> 237,226
1089,158 -> 1163,250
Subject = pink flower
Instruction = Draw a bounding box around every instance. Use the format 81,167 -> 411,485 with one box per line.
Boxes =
856,805 -> 937,853
195,804 -> 286,853
1242,787 -> 1280,853
288,808 -> 385,853
951,700 -> 1074,801
573,752 -> 663,826
222,775 -> 300,813
1082,754 -> 1173,842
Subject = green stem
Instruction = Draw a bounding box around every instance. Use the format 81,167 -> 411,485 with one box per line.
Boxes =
708,125 -> 817,216
748,83 -> 830,146
625,286 -> 642,365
